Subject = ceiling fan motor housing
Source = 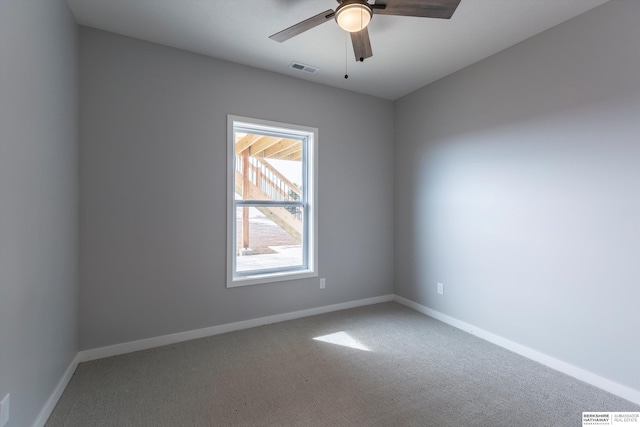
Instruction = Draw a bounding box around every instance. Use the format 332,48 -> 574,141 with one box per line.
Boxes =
335,0 -> 373,32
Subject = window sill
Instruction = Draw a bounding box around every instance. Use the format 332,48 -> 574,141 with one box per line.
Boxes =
227,269 -> 317,288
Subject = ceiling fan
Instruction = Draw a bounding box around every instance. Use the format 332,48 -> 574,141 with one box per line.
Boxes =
269,0 -> 462,62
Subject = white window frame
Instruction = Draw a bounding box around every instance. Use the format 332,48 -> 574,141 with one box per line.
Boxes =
227,115 -> 318,287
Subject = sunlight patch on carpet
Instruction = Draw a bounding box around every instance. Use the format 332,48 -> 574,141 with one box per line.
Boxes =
313,331 -> 371,351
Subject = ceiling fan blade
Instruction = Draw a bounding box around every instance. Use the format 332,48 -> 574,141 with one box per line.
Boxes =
372,0 -> 461,19
269,9 -> 336,42
351,27 -> 373,62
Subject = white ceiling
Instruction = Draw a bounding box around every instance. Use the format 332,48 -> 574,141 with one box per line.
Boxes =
66,0 -> 609,100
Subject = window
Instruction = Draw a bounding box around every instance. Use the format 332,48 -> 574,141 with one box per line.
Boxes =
227,116 -> 317,287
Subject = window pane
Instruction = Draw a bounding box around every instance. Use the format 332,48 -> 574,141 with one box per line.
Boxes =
235,206 -> 304,273
235,133 -> 303,202
228,116 -> 316,287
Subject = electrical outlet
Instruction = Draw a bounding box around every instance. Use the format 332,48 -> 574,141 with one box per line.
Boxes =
319,278 -> 326,289
1,393 -> 9,427
437,282 -> 444,295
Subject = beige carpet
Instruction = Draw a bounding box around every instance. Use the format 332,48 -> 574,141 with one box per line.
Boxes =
46,302 -> 639,426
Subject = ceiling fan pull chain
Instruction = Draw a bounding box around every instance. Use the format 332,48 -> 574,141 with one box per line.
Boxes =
344,31 -> 349,79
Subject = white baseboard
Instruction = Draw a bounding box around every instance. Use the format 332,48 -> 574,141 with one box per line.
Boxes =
32,353 -> 81,427
393,295 -> 640,406
78,294 -> 394,362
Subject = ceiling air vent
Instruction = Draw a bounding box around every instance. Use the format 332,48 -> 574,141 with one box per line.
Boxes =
289,62 -> 319,74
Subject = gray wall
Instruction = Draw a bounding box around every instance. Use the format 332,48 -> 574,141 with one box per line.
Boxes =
79,28 -> 394,350
0,1 -> 79,426
395,0 -> 640,392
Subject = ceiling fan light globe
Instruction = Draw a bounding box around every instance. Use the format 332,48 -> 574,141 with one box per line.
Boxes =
335,3 -> 372,33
